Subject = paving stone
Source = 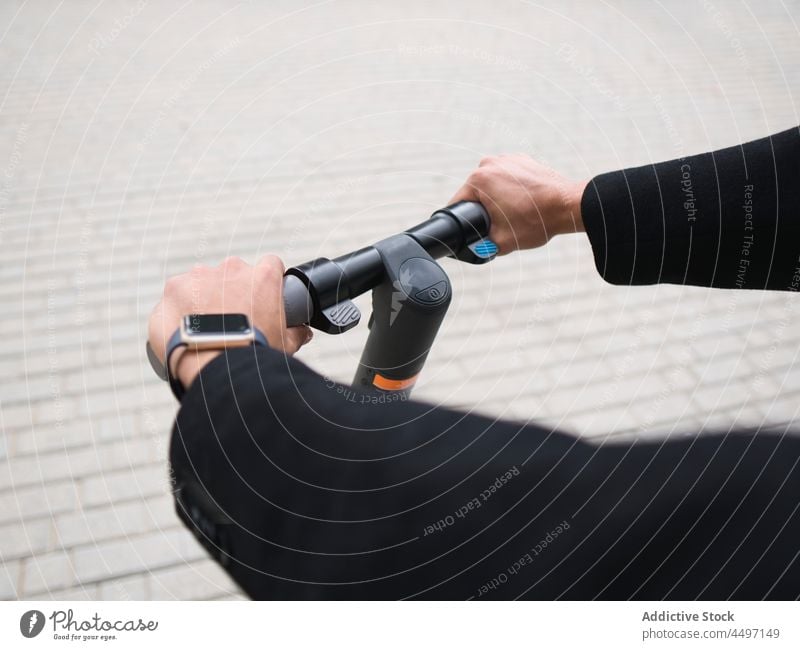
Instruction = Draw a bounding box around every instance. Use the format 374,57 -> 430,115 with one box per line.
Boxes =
21,551 -> 77,597
71,529 -> 205,585
79,464 -> 172,509
0,437 -> 161,491
0,560 -> 22,599
34,584 -> 100,600
0,481 -> 79,525
149,559 -> 241,600
0,518 -> 53,561
98,574 -> 152,601
53,495 -> 177,550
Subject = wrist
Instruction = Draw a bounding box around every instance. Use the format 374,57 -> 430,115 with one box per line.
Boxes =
557,179 -> 587,235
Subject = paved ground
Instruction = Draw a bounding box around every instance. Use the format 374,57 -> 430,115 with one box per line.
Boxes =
0,0 -> 798,600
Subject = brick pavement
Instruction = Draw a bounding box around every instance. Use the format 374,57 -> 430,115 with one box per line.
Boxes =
0,0 -> 798,600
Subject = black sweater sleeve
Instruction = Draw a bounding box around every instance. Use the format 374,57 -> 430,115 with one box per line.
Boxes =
170,346 -> 800,600
581,126 -> 800,290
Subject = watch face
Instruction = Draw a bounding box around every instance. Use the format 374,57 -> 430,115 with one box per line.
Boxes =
183,313 -> 251,336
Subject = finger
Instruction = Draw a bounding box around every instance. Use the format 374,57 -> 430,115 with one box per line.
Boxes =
256,254 -> 286,298
218,257 -> 249,285
281,325 -> 313,355
219,255 -> 247,269
257,255 -> 289,330
256,253 -> 286,275
488,223 -> 513,256
448,182 -> 478,206
474,192 -> 514,256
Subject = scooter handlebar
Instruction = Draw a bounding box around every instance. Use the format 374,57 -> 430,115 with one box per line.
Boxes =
283,274 -> 315,328
282,201 -> 496,330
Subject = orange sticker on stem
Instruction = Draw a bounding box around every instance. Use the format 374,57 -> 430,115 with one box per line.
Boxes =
372,373 -> 418,391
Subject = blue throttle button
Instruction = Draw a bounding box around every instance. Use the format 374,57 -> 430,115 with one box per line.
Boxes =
470,239 -> 499,259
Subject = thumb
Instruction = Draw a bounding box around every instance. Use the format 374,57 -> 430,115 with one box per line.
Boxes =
279,325 -> 313,355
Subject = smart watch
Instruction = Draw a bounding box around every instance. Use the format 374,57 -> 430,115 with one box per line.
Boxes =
146,313 -> 268,400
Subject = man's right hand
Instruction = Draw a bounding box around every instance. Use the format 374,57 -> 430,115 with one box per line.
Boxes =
449,154 -> 587,255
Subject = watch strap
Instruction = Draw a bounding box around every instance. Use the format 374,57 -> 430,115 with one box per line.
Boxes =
164,326 -> 268,402
146,340 -> 168,380
252,328 -> 268,348
165,328 -> 188,401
